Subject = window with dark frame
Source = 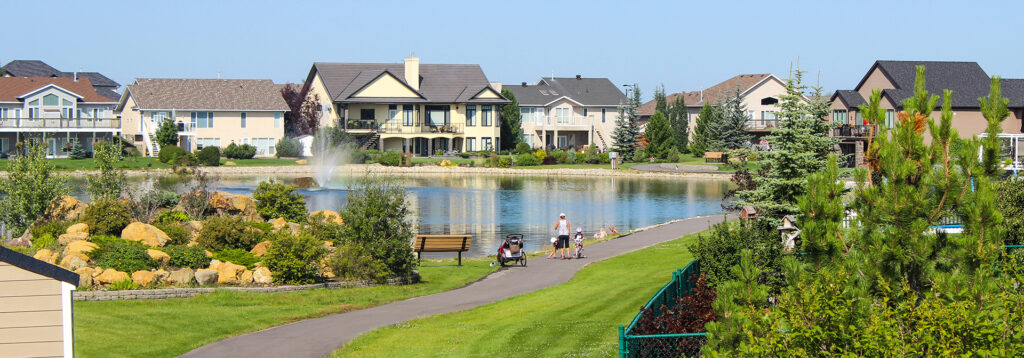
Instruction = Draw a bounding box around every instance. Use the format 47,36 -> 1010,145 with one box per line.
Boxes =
466,105 -> 476,126
482,105 -> 492,126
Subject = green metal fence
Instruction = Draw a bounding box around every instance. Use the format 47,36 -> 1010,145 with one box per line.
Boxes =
619,259 -> 706,358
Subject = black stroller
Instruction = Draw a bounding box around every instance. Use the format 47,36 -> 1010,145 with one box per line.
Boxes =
497,234 -> 527,267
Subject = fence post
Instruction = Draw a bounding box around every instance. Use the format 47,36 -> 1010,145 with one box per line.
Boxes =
619,325 -> 627,358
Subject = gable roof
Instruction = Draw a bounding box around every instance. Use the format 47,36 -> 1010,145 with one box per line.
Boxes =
0,77 -> 117,103
506,77 -> 626,107
638,74 -> 775,116
831,90 -> 867,108
0,245 -> 79,285
307,62 -> 509,104
1001,79 -> 1024,108
853,61 -> 997,109
2,60 -> 121,101
120,78 -> 289,111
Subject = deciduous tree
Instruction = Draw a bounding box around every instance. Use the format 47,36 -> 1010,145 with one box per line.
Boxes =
499,88 -> 523,151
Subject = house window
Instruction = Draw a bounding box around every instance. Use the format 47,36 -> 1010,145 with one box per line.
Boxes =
389,105 -> 397,122
63,99 -> 73,107
467,138 -> 475,151
0,137 -> 7,152
761,97 -> 779,105
0,108 -> 6,118
522,134 -> 533,147
466,105 -> 477,126
885,110 -> 895,128
761,111 -> 778,120
482,105 -> 492,126
426,105 -> 449,126
401,104 -> 413,125
555,108 -> 571,123
832,110 -> 848,124
43,94 -> 58,106
482,137 -> 493,151
93,109 -> 100,118
602,108 -> 607,123
192,112 -> 214,128
196,137 -> 222,149
240,113 -> 247,128
274,113 -> 281,128
360,108 -> 375,120
251,137 -> 276,155
583,108 -> 588,117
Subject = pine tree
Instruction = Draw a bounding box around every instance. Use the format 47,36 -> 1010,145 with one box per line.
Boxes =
643,111 -> 675,159
667,95 -> 689,153
710,87 -> 752,151
154,117 -> 179,148
499,88 -> 523,151
654,84 -> 667,116
690,103 -> 718,156
612,84 -> 642,159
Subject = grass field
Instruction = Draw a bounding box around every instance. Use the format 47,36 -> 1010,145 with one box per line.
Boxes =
73,259 -> 498,358
334,230 -> 702,357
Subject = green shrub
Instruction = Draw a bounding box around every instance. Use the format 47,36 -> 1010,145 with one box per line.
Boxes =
514,142 -> 531,155
534,149 -> 547,162
92,240 -> 158,273
154,210 -> 191,225
158,145 -> 188,165
196,215 -> 264,251
598,153 -> 610,164
304,212 -> 345,244
153,222 -> 189,246
688,218 -> 783,288
584,145 -> 600,164
551,150 -> 567,164
212,248 -> 259,269
275,137 -> 302,158
30,220 -> 72,242
263,232 -> 328,284
108,279 -> 141,290
30,233 -> 56,249
246,220 -> 275,233
89,234 -> 125,247
336,179 -> 416,282
377,151 -> 402,166
516,153 -> 539,166
565,150 -> 578,164
497,157 -> 512,168
997,179 -> 1024,245
69,141 -> 90,159
328,242 -> 390,282
252,179 -> 307,222
223,143 -> 257,159
196,146 -> 221,166
667,147 -> 681,163
163,245 -> 210,269
81,199 -> 132,235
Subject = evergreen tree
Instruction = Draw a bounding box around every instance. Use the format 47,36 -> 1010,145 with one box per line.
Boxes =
689,103 -> 718,156
643,111 -> 675,159
709,87 -> 752,151
499,88 -> 523,151
154,117 -> 179,148
653,84 -> 667,116
612,84 -> 642,159
667,95 -> 689,153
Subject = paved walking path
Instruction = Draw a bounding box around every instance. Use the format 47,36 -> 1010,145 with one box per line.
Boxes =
180,214 -> 728,358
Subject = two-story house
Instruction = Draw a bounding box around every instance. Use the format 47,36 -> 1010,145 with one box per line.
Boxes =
1,60 -> 120,101
830,61 -> 1024,168
0,77 -> 119,157
504,76 -> 626,150
302,56 -> 510,155
115,78 -> 289,157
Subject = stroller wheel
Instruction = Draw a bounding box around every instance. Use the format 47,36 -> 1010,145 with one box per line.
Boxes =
521,255 -> 527,267
497,257 -> 505,267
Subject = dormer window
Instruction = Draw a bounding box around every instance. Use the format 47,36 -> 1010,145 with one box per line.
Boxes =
43,94 -> 59,106
761,97 -> 778,105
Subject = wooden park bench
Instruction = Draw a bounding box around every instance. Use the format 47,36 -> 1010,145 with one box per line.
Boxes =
412,234 -> 472,266
704,152 -> 726,163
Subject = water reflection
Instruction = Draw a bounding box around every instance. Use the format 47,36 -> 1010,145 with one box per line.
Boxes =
70,175 -> 729,258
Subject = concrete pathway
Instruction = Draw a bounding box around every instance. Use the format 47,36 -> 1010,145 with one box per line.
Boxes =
179,214 -> 727,358
631,163 -> 721,173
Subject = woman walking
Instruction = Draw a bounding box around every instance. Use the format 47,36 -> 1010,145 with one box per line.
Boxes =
554,213 -> 571,259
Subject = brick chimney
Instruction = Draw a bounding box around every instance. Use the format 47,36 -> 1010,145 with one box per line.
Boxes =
576,74 -> 581,80
404,55 -> 420,91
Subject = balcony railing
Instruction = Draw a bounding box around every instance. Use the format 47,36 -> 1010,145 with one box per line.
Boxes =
345,119 -> 378,131
380,122 -> 464,134
535,115 -> 593,127
0,118 -> 120,129
747,118 -> 780,130
833,124 -> 877,138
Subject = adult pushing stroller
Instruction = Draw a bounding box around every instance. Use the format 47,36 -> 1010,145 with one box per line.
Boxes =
497,234 -> 527,267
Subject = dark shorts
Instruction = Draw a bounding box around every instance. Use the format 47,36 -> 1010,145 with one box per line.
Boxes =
558,235 -> 570,249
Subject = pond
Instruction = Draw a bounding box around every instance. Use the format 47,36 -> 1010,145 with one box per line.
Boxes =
71,174 -> 730,258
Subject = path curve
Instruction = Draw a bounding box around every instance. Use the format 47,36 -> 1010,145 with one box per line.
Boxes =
180,214 -> 728,358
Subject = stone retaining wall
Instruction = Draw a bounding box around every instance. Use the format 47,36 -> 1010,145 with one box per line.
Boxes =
73,274 -> 419,301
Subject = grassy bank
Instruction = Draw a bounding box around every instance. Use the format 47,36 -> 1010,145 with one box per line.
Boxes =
74,259 -> 498,358
335,230 -> 702,357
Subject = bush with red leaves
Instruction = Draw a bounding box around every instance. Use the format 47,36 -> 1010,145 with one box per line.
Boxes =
633,274 -> 717,335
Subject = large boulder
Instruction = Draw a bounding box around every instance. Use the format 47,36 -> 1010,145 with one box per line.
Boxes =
57,232 -> 89,245
153,269 -> 170,283
184,221 -> 203,244
253,267 -> 272,284
239,269 -> 254,284
309,210 -> 344,225
217,262 -> 247,284
208,191 -> 262,222
66,223 -> 89,236
60,253 -> 89,271
44,196 -> 87,222
95,269 -> 130,285
271,217 -> 287,230
121,222 -> 171,247
250,241 -> 272,257
207,259 -> 223,271
295,159 -> 308,165
33,249 -> 56,264
147,249 -> 170,265
194,269 -> 219,285
75,267 -> 94,288
64,240 -> 98,258
167,268 -> 195,285
132,270 -> 155,287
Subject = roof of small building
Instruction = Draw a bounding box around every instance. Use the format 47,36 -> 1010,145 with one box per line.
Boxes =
308,62 -> 509,104
122,78 -> 289,111
0,77 -> 116,103
506,77 -> 627,107
638,74 -> 773,116
0,245 -> 79,286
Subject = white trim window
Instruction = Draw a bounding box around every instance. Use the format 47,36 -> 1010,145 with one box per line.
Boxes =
196,137 -> 221,149
467,138 -> 476,151
241,112 -> 247,128
482,106 -> 492,126
274,113 -> 281,129
252,137 -> 276,155
192,112 -> 214,129
482,137 -> 493,151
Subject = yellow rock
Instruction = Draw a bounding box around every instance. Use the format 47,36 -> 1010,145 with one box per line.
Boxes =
132,270 -> 155,287
250,241 -> 272,257
153,269 -> 170,282
239,270 -> 254,284
121,222 -> 171,247
224,161 -> 237,166
57,232 -> 88,245
60,253 -> 89,271
95,269 -> 129,285
310,210 -> 344,225
204,250 -> 213,257
75,267 -> 94,288
216,262 -> 246,284
33,249 -> 56,264
147,249 -> 170,265
295,159 -> 308,165
44,196 -> 86,222
208,259 -> 223,271
253,267 -> 272,284
271,217 -> 287,230
64,240 -> 98,257
66,223 -> 89,235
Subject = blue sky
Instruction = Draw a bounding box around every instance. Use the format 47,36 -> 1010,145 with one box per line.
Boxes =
5,0 -> 1022,100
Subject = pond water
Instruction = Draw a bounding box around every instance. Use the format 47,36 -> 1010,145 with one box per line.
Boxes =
71,174 -> 730,258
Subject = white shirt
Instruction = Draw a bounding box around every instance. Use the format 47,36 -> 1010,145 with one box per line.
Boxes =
557,219 -> 569,235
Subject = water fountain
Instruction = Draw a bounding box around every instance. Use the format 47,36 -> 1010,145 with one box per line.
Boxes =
301,128 -> 352,189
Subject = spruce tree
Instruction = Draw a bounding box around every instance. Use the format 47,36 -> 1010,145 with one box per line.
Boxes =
654,84 -> 667,116
667,95 -> 689,153
711,87 -> 752,151
154,117 -> 179,148
499,88 -> 523,151
643,111 -> 675,159
612,84 -> 642,159
690,103 -> 718,156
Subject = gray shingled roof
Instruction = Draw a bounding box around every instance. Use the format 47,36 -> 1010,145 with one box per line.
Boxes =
506,77 -> 626,107
859,61 -> 992,109
123,78 -> 289,111
310,62 -> 508,104
1,60 -> 120,87
832,90 -> 866,108
1002,79 -> 1024,107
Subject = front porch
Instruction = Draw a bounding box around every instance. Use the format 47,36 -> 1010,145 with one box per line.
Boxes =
379,135 -> 464,156
533,129 -> 591,150
0,130 -> 120,158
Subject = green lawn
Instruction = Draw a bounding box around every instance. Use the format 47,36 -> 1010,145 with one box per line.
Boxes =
335,230 -> 702,357
221,158 -> 302,167
74,259 -> 498,358
410,157 -> 474,165
0,157 -> 303,171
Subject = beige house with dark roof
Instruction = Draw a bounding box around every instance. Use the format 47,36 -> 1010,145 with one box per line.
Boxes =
0,76 -> 119,157
115,79 -> 289,157
0,245 -> 80,358
504,76 -> 626,150
303,56 -> 510,155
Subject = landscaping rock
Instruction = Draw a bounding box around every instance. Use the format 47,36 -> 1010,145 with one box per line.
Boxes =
66,223 -> 89,236
194,269 -> 219,285
271,217 -> 287,230
207,191 -> 262,222
60,253 -> 89,271
44,196 -> 87,222
253,267 -> 272,284
153,269 -> 170,283
286,223 -> 301,235
75,267 -> 94,288
250,241 -> 272,257
293,177 -> 317,188
147,249 -> 170,265
64,240 -> 98,257
91,267 -> 103,277
132,270 -> 155,287
224,161 -> 237,166
33,249 -> 56,264
204,250 -> 213,257
208,259 -> 223,271
121,222 -> 171,247
167,268 -> 195,285
239,269 -> 254,284
295,159 -> 308,165
95,269 -> 129,285
184,221 -> 203,243
310,210 -> 344,225
217,262 -> 246,284
57,232 -> 89,245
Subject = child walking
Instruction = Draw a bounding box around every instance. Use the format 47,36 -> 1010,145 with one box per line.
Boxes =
573,227 -> 586,259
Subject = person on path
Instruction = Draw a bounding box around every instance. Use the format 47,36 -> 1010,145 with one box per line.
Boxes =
546,237 -> 558,259
554,213 -> 571,259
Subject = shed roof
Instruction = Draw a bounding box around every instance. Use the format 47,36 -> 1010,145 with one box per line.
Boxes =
0,246 -> 79,285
